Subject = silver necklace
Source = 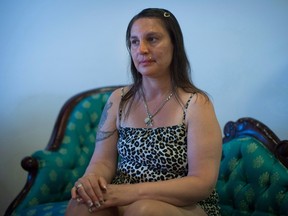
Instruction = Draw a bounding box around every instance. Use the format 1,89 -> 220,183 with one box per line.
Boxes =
141,88 -> 173,127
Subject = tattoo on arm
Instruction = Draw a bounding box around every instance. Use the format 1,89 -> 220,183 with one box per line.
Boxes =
96,129 -> 117,142
96,101 -> 117,142
98,101 -> 112,129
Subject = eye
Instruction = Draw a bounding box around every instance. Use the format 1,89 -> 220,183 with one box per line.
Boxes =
130,39 -> 139,47
147,36 -> 158,43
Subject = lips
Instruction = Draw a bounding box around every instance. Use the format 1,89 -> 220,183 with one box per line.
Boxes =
140,60 -> 152,63
140,62 -> 153,67
139,59 -> 154,65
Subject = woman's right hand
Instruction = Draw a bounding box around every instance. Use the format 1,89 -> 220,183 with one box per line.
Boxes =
71,173 -> 108,210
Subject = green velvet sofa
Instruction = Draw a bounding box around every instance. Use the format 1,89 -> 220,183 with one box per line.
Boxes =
5,85 -> 288,216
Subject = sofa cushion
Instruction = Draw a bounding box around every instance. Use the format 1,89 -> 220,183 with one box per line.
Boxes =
217,136 -> 288,216
12,201 -> 68,216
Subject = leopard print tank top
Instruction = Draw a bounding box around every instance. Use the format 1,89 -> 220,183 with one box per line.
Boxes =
112,91 -> 220,215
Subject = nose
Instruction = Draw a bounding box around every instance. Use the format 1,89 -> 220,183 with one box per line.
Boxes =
138,40 -> 149,54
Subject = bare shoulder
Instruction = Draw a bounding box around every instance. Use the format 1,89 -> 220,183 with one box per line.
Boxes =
185,92 -> 219,126
104,86 -> 131,118
108,86 -> 130,102
178,90 -> 212,110
97,86 -> 129,129
188,92 -> 214,110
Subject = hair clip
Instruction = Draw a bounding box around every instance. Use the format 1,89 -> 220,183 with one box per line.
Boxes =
163,12 -> 170,17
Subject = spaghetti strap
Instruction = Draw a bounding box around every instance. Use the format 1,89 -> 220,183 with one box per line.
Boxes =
182,93 -> 194,123
120,87 -> 125,97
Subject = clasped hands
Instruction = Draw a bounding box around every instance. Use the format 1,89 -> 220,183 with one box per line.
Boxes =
72,173 -> 131,213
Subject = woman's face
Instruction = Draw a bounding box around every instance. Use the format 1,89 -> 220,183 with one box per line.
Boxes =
129,18 -> 174,78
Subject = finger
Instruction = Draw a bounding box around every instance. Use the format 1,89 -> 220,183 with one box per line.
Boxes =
88,200 -> 108,213
75,176 -> 105,208
71,185 -> 85,202
98,177 -> 108,191
75,182 -> 95,208
75,195 -> 85,204
71,186 -> 78,199
88,178 -> 104,205
78,179 -> 103,208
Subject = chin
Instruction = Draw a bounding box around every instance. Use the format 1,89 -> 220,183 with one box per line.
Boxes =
138,65 -> 157,73
138,69 -> 156,76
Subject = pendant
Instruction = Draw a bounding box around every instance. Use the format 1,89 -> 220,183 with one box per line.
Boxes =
144,116 -> 153,126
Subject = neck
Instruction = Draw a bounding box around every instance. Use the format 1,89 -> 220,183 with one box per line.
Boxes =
141,79 -> 172,101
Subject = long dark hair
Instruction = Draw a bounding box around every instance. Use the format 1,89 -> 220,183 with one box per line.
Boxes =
122,8 -> 208,116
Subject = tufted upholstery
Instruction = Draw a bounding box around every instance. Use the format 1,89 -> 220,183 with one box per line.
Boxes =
217,118 -> 288,216
217,137 -> 288,215
5,87 -> 288,216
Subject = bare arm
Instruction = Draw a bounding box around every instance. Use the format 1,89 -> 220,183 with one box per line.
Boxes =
71,88 -> 122,204
84,99 -> 119,182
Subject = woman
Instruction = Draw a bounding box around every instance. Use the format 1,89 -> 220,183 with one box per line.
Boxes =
65,8 -> 222,216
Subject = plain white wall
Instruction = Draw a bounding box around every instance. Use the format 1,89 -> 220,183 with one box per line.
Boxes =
1,0 -> 287,214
